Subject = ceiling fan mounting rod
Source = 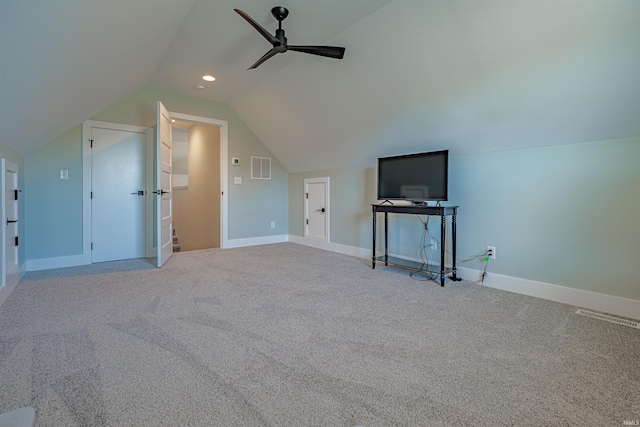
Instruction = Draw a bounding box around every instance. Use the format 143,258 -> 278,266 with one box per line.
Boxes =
272,7 -> 288,46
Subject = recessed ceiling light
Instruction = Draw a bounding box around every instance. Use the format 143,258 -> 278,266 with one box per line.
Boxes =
194,85 -> 207,90
202,75 -> 216,82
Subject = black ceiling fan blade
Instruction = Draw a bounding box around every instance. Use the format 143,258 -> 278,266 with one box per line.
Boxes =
248,48 -> 280,70
234,9 -> 279,46
235,7 -> 346,70
287,45 -> 346,60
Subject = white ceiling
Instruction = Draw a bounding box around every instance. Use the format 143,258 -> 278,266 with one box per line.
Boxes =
1,0 -> 639,172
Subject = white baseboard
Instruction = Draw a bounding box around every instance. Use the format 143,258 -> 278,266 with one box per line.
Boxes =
455,266 -> 640,321
26,254 -> 88,272
23,238 -> 639,321
288,236 -> 640,321
225,234 -> 289,249
287,235 -> 370,258
27,235 -> 291,270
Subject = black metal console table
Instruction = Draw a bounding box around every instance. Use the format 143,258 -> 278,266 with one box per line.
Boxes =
372,204 -> 460,286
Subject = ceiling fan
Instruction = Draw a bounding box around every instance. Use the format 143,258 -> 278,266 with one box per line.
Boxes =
234,6 -> 346,70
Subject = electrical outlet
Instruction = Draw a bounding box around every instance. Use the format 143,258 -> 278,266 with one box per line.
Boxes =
487,246 -> 496,260
270,221 -> 275,229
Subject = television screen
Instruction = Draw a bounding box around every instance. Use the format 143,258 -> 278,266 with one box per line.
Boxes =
377,150 -> 449,202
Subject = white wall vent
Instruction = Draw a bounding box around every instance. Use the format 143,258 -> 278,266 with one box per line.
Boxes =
251,156 -> 271,180
575,309 -> 639,329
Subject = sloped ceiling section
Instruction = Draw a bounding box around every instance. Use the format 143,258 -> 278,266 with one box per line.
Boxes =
147,0 -> 392,103
0,0 -> 194,156
1,0 -> 640,173
230,0 -> 640,172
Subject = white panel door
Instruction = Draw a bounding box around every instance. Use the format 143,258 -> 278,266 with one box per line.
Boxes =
304,177 -> 329,242
91,128 -> 146,263
156,101 -> 173,267
1,159 -> 19,288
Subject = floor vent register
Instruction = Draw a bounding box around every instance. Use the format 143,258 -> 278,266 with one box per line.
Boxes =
575,309 -> 639,329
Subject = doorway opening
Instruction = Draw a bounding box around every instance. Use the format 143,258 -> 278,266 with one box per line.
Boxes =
171,121 -> 221,251
82,112 -> 228,266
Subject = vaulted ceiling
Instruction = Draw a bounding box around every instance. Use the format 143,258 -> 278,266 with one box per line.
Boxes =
1,0 -> 639,172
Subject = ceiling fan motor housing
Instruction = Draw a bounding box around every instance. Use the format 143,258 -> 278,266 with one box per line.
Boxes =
275,29 -> 287,49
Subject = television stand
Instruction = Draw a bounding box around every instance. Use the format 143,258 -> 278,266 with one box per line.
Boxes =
371,204 -> 460,286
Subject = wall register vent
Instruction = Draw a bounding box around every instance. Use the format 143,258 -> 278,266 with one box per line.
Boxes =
575,309 -> 639,329
251,156 -> 271,180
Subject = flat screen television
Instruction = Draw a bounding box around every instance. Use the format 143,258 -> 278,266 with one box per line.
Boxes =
377,150 -> 449,203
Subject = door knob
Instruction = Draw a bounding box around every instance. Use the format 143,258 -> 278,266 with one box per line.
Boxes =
315,208 -> 326,213
6,218 -> 18,224
131,190 -> 145,196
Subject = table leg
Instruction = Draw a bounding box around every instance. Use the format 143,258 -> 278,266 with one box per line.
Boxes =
372,208 -> 376,269
384,212 -> 389,265
440,214 -> 446,286
451,212 -> 459,281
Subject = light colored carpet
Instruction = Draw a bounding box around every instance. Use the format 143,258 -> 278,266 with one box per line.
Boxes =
0,243 -> 638,426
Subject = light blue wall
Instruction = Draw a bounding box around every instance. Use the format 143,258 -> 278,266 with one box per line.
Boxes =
289,165 -> 378,250
25,87 -> 288,261
25,127 -> 83,259
0,140 -> 26,269
289,136 -> 640,301
21,82 -> 639,304
450,137 -> 640,300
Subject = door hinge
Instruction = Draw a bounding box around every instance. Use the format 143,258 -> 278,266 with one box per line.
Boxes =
89,139 -> 94,148
91,191 -> 93,199
306,193 -> 309,199
91,242 -> 93,250
14,236 -> 18,247
306,219 -> 308,225
14,189 -> 20,200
